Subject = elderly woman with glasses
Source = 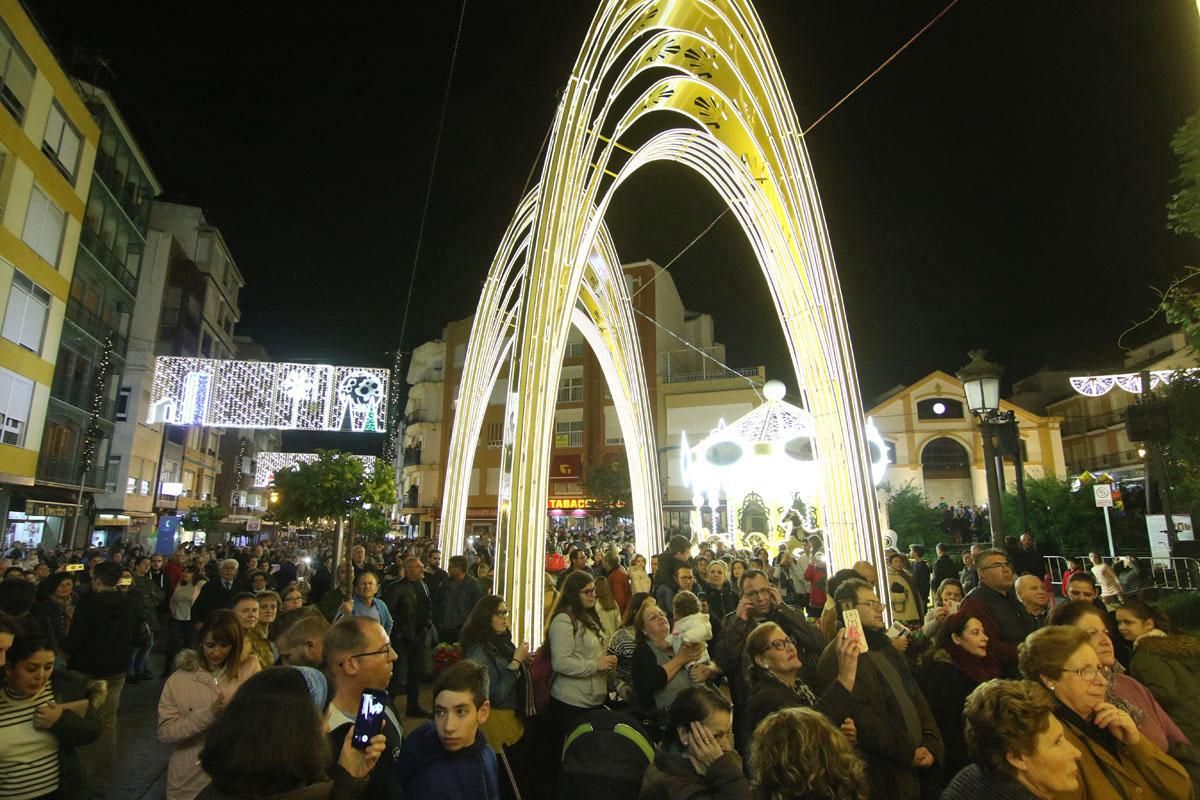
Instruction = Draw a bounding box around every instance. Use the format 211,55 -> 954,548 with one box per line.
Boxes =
745,621 -> 860,748
1019,625 -> 1192,799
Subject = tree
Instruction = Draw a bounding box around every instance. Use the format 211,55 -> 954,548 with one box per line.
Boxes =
182,503 -> 226,535
580,455 -> 632,526
272,449 -> 397,542
1159,369 -> 1200,523
996,476 -> 1112,556
351,467 -> 398,544
882,482 -> 943,551
1163,112 -> 1200,352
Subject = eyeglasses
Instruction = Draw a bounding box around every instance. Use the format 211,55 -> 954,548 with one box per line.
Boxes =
580,588 -> 596,596
856,600 -> 885,610
341,643 -> 395,666
1061,665 -> 1108,682
766,637 -> 796,652
495,609 -> 510,616
980,561 -> 1012,571
744,588 -> 770,599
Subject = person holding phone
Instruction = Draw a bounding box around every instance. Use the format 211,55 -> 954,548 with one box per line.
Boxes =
158,609 -> 260,799
323,617 -> 404,799
818,578 -> 944,800
713,569 -> 825,756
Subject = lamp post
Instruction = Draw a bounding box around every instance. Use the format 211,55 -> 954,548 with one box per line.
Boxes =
958,350 -> 1006,549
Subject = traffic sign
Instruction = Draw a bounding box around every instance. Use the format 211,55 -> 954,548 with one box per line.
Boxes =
1093,484 -> 1113,508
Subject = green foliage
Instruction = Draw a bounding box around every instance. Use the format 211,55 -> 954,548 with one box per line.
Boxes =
352,467 -> 398,543
883,482 -> 943,551
182,503 -> 226,533
1158,590 -> 1200,636
1159,370 -> 1200,523
272,449 -> 370,527
997,475 -> 1118,555
580,455 -> 633,525
1168,111 -> 1200,240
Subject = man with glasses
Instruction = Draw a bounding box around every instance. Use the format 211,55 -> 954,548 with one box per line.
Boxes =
958,549 -> 1038,677
324,617 -> 404,799
714,568 -> 825,755
820,578 -> 943,800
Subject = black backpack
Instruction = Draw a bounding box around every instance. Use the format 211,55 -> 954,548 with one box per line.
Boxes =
557,709 -> 654,800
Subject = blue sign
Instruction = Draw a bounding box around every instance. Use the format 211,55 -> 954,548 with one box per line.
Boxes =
156,515 -> 180,555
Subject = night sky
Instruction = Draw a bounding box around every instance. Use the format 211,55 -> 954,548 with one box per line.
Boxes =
24,1 -> 1200,446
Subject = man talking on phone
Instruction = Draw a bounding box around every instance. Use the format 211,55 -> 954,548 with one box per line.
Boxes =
324,617 -> 404,798
714,568 -> 825,756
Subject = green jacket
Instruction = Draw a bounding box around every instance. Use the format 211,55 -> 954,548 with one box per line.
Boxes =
1129,632 -> 1200,746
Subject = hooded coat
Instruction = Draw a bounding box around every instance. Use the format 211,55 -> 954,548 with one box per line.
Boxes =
1129,632 -> 1200,746
394,721 -> 499,800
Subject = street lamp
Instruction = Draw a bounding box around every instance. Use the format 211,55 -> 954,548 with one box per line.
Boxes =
958,350 -> 1006,548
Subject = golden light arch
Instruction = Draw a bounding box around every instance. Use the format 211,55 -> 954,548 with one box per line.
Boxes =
442,0 -> 886,644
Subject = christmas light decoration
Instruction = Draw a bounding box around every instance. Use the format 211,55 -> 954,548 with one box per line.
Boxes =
1069,370 -> 1198,397
146,357 -> 388,432
443,0 -> 887,646
253,452 -> 377,488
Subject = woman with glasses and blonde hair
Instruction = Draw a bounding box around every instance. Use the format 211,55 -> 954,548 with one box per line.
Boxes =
745,621 -> 860,752
749,706 -> 867,800
460,594 -> 531,750
158,609 -> 260,799
1049,600 -> 1191,756
1018,625 -> 1192,799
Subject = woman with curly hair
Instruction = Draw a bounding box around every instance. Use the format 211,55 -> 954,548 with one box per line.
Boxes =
749,706 -> 867,800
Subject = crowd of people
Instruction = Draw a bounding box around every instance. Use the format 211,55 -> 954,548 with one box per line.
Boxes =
0,528 -> 1198,799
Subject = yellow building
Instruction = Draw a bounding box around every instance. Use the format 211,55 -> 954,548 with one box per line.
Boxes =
0,1 -> 99,524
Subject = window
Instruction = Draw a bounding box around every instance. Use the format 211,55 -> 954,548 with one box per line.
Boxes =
42,104 -> 82,181
105,456 -> 120,492
22,186 -> 65,266
555,420 -> 583,448
0,366 -> 34,446
2,271 -> 50,353
486,421 -> 503,447
557,375 -> 583,403
114,387 -> 131,421
564,339 -> 584,359
126,475 -> 136,494
917,398 -> 964,420
0,21 -> 34,122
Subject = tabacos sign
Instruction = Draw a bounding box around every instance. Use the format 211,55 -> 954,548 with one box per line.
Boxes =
547,498 -> 596,511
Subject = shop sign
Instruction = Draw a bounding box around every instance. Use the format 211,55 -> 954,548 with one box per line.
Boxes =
550,454 -> 582,479
27,503 -> 71,517
547,497 -> 595,511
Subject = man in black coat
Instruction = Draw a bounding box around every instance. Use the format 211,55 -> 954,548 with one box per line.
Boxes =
189,558 -> 249,629
930,542 -> 959,594
381,556 -> 435,717
65,561 -> 138,797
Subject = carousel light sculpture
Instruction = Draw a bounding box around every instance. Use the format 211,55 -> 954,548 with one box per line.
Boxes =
442,0 -> 889,645
681,380 -> 890,549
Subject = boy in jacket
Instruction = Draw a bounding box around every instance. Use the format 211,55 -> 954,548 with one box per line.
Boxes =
396,660 -> 500,800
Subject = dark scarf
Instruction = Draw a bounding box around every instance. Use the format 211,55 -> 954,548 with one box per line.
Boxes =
1056,701 -> 1121,761
940,612 -> 1002,685
488,630 -> 536,719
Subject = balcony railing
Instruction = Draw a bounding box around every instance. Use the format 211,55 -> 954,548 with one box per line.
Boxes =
1066,449 -> 1143,475
78,228 -> 138,297
1061,410 -> 1127,438
65,303 -> 128,356
37,456 -> 105,489
662,366 -> 760,384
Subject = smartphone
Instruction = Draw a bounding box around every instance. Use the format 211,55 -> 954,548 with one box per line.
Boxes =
886,621 -> 911,639
65,563 -> 85,573
351,689 -> 389,749
944,599 -> 961,614
117,576 -> 132,587
842,608 -> 868,653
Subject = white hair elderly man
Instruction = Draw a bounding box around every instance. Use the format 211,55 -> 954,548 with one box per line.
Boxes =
190,557 -> 251,629
1014,573 -> 1050,628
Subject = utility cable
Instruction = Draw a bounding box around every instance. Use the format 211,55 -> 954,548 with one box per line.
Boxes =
803,0 -> 960,135
396,0 -> 469,353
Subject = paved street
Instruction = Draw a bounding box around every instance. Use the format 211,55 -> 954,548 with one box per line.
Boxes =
103,654 -> 433,800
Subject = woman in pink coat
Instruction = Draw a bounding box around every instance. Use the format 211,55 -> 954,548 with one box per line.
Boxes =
157,609 -> 261,799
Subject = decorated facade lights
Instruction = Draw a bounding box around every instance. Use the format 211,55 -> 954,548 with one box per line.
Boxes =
252,452 -> 377,489
147,356 -> 388,433
1069,369 -> 1199,397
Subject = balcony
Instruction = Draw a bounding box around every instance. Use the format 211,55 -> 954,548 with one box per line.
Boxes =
403,486 -> 419,508
1067,449 -> 1143,475
65,303 -> 128,357
403,447 -> 423,466
37,455 -> 105,489
662,366 -> 760,385
78,229 -> 138,297
1061,409 -> 1127,438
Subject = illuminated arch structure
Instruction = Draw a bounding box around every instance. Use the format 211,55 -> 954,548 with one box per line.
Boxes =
442,0 -> 886,644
